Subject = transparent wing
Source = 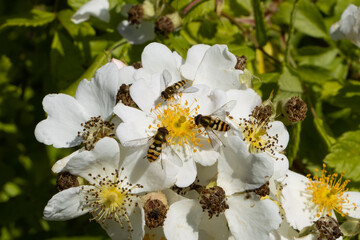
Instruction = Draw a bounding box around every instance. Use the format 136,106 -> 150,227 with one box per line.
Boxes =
210,100 -> 237,120
204,127 -> 224,152
160,69 -> 172,90
164,142 -> 183,167
121,136 -> 151,147
182,86 -> 198,94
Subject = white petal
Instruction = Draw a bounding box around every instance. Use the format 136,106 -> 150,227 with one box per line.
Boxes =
193,45 -> 243,90
71,0 -> 110,24
267,121 -> 289,150
43,186 -> 87,220
62,138 -> 120,184
111,58 -> 126,69
75,63 -> 119,120
344,191 -> 360,219
121,146 -> 178,192
35,94 -> 88,148
51,149 -> 81,173
199,214 -> 230,240
225,195 -> 282,240
129,74 -> 161,112
116,121 -> 150,145
114,102 -> 148,122
226,89 -> 262,119
163,199 -> 202,240
101,202 -> 144,240
218,135 -> 273,195
193,149 -> 219,166
141,42 -> 181,82
175,158 -> 197,187
180,44 -> 211,80
118,66 -> 137,85
172,51 -> 185,69
279,170 -> 315,230
272,154 -> 289,180
117,20 -> 155,45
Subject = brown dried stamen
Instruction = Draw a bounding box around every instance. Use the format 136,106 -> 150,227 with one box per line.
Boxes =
78,116 -> 115,151
235,55 -> 247,70
199,186 -> 229,219
285,97 -> 307,123
56,172 -> 79,192
250,105 -> 272,123
144,199 -> 168,229
131,61 -> 142,69
314,215 -> 343,240
246,182 -> 270,198
127,4 -> 144,25
155,16 -> 174,36
116,84 -> 138,108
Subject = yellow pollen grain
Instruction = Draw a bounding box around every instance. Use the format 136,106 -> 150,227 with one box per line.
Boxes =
306,164 -> 351,217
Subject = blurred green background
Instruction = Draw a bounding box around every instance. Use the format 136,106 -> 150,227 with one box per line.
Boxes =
1,0 -> 360,239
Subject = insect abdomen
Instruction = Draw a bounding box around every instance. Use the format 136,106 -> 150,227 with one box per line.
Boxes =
147,140 -> 162,162
210,119 -> 230,131
173,80 -> 188,90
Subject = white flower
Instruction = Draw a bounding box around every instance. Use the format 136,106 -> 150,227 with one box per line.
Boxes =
71,0 -> 110,24
330,4 -> 360,47
35,63 -> 126,150
43,138 -> 146,240
180,44 -> 246,90
162,162 -> 282,240
278,169 -> 360,231
225,88 -> 289,180
114,82 -> 228,187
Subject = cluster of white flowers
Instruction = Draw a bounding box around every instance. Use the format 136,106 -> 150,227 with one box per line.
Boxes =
36,42 -> 360,240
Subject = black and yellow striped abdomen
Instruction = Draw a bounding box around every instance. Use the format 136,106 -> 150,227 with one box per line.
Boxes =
173,80 -> 188,90
209,119 -> 230,132
147,140 -> 163,162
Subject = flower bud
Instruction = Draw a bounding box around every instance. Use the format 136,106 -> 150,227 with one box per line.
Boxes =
277,96 -> 307,125
314,215 -> 343,240
56,172 -> 79,192
141,192 -> 168,229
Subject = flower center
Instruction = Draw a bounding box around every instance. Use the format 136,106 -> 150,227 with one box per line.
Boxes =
82,168 -> 143,232
306,164 -> 353,217
199,186 -> 229,219
149,98 -> 201,151
127,4 -> 144,25
232,106 -> 283,160
56,172 -> 79,192
78,116 -> 115,150
155,16 -> 174,36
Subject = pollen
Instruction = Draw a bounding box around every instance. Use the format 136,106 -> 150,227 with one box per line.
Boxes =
306,164 -> 352,218
233,107 -> 283,160
81,167 -> 143,234
149,98 -> 201,149
78,116 -> 115,150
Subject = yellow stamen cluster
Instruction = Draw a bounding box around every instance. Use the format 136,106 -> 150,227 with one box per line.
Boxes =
149,97 -> 201,152
306,164 -> 354,217
81,167 -> 143,234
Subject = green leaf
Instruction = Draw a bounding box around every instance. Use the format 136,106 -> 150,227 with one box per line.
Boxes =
330,81 -> 360,114
296,65 -> 333,84
324,130 -> 360,182
0,55 -> 12,85
182,0 -> 215,24
0,9 -> 55,29
50,31 -> 84,90
296,47 -> 339,68
294,0 -> 328,38
67,0 -> 89,10
314,118 -> 336,147
57,9 -> 96,38
251,0 -> 268,46
278,67 -> 303,93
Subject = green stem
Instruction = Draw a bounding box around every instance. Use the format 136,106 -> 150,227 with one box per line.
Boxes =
285,0 -> 299,66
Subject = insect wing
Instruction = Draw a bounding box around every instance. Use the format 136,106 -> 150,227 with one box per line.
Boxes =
204,127 -> 224,152
182,85 -> 198,94
210,100 -> 236,121
163,142 -> 183,167
121,137 -> 151,147
160,69 -> 172,90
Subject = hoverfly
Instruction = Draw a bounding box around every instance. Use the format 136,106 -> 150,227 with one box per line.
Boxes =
194,101 -> 236,151
122,126 -> 182,168
160,70 -> 197,100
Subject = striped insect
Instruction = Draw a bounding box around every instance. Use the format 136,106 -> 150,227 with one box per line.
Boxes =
194,101 -> 236,151
160,70 -> 197,100
123,126 -> 182,168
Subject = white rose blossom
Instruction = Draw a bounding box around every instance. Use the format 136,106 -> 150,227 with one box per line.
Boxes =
278,168 -> 360,232
44,138 -> 147,240
162,161 -> 282,240
224,88 -> 289,181
71,0 -> 110,24
330,4 -> 360,47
